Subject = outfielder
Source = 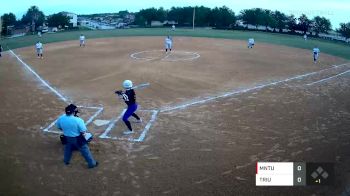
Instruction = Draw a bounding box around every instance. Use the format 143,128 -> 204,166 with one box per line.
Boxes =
165,35 -> 173,52
304,34 -> 307,41
313,47 -> 320,63
115,80 -> 142,135
248,38 -> 255,48
35,41 -> 43,59
79,34 -> 86,47
0,44 -> 3,57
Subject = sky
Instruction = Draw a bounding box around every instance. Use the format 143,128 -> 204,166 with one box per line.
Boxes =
2,0 -> 349,29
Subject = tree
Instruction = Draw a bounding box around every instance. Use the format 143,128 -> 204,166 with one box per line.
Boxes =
47,13 -> 69,28
298,14 -> 312,34
21,6 -> 45,31
337,22 -> 350,40
135,8 -> 157,26
156,7 -> 167,22
286,15 -> 298,33
240,9 -> 257,28
313,16 -> 332,36
272,11 -> 287,32
209,6 -> 235,29
261,9 -> 275,31
1,13 -> 17,35
194,6 -> 211,27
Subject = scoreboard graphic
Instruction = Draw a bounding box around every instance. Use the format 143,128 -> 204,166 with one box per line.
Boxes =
256,162 -> 334,186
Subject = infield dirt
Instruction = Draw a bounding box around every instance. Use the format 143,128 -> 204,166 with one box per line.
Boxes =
1,37 -> 349,195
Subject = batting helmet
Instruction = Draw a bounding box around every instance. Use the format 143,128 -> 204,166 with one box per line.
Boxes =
123,80 -> 133,89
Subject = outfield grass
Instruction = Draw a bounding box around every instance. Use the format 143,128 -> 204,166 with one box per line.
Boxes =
1,28 -> 349,60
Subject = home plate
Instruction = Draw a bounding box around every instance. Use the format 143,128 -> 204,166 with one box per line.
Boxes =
93,120 -> 110,127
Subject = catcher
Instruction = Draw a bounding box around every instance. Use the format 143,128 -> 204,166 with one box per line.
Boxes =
115,80 -> 142,134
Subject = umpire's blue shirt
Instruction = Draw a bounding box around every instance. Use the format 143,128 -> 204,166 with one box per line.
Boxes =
56,114 -> 87,137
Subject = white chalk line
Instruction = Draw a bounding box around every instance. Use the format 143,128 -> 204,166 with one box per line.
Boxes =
9,49 -> 69,103
130,50 -> 200,62
99,109 -> 127,139
306,69 -> 350,86
135,110 -> 159,142
43,106 -> 104,134
160,63 -> 350,113
9,49 -> 105,135
99,109 -> 159,142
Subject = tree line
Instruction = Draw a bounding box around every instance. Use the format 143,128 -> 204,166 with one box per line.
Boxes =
1,5 -> 350,40
1,6 -> 70,35
135,6 -> 350,39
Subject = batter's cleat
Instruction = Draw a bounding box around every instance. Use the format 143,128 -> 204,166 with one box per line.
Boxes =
123,130 -> 134,135
135,119 -> 142,123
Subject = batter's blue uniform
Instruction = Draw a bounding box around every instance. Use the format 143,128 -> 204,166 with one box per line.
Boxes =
121,89 -> 140,132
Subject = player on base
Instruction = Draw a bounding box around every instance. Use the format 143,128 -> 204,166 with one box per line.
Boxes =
313,47 -> 320,63
165,35 -> 173,52
80,34 -> 86,47
115,80 -> 142,135
35,41 -> 44,59
248,38 -> 255,48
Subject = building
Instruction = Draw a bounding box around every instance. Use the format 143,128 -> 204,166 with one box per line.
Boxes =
62,12 -> 78,27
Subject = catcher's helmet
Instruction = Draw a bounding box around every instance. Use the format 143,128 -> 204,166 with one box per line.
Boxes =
65,104 -> 79,116
123,80 -> 133,89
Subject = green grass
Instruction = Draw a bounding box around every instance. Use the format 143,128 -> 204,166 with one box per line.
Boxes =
1,28 -> 349,60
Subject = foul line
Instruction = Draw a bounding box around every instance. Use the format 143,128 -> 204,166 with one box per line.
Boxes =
306,69 -> 350,86
9,49 -> 69,103
161,63 -> 350,112
9,49 -> 104,134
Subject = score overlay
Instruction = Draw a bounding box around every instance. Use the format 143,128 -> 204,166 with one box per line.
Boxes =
256,162 -> 334,186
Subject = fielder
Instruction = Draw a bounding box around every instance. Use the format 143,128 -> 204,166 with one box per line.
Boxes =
172,24 -> 176,31
79,34 -> 86,47
0,44 -> 3,57
165,35 -> 173,52
115,80 -> 142,135
35,41 -> 44,59
248,38 -> 255,48
304,34 -> 307,41
313,47 -> 320,63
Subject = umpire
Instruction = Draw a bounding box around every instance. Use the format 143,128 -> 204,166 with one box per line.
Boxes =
56,104 -> 98,169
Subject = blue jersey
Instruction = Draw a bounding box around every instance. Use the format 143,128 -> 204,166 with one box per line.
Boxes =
122,89 -> 137,106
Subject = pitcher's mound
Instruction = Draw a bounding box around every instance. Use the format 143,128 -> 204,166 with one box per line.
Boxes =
130,50 -> 200,61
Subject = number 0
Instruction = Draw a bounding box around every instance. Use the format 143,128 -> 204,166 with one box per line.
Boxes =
297,166 -> 302,171
297,177 -> 301,183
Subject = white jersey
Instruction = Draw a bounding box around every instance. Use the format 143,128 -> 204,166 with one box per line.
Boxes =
80,35 -> 85,41
248,38 -> 255,44
165,37 -> 172,44
36,42 -> 43,49
313,48 -> 320,54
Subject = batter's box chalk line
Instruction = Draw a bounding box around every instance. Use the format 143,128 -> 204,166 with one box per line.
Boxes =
43,106 -> 104,134
130,50 -> 200,62
99,109 -> 159,142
